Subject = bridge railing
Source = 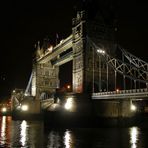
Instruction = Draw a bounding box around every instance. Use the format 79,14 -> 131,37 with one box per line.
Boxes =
93,88 -> 148,96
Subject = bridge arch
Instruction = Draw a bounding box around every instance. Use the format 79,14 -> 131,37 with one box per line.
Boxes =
40,91 -> 51,100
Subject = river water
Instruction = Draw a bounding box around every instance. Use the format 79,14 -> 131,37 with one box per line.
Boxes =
0,116 -> 148,148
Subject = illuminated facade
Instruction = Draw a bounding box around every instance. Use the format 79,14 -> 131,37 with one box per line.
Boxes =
31,10 -> 115,98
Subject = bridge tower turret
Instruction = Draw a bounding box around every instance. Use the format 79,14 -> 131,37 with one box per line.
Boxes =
31,42 -> 59,99
72,10 -> 116,94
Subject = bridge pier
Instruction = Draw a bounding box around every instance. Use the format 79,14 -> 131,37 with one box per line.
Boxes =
92,99 -> 134,118
11,96 -> 42,120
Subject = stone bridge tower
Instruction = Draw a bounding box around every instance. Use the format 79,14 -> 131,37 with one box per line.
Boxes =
31,43 -> 59,99
72,11 -> 115,93
31,10 -> 116,98
72,11 -> 86,93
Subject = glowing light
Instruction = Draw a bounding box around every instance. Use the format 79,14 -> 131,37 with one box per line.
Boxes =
50,104 -> 60,111
116,89 -> 119,92
24,93 -> 29,96
20,120 -> 27,146
21,105 -> 28,111
64,97 -> 73,110
67,85 -> 71,89
47,131 -> 60,147
131,104 -> 136,111
0,116 -> 6,145
64,130 -> 73,148
1,107 -> 7,112
97,49 -> 105,54
129,127 -> 139,148
47,46 -> 53,53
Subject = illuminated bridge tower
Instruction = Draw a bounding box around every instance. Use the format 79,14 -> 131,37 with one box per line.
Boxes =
72,11 -> 115,93
72,11 -> 86,93
30,10 -> 116,98
31,43 -> 59,99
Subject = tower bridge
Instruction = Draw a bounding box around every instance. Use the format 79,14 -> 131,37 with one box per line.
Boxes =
11,11 -> 148,120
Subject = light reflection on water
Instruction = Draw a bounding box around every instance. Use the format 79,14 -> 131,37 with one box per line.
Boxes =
20,120 -> 28,147
64,130 -> 74,148
45,129 -> 74,148
47,131 -> 61,148
0,116 -> 11,147
1,116 -> 6,145
0,116 -> 148,148
10,119 -> 44,148
129,127 -> 139,148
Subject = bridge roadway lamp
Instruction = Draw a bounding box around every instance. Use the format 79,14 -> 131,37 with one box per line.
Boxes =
21,104 -> 29,111
97,49 -> 106,54
131,104 -> 137,111
13,90 -> 16,93
1,107 -> 7,112
67,85 -> 71,89
64,97 -> 73,111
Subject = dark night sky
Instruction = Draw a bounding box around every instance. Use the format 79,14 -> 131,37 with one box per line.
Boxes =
0,0 -> 148,98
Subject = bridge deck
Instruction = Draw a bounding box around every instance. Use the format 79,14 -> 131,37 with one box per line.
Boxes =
92,88 -> 148,99
37,35 -> 72,64
52,51 -> 73,66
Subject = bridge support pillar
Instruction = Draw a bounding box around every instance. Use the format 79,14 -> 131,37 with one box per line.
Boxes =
118,99 -> 134,118
72,11 -> 86,93
11,96 -> 42,120
31,62 -> 59,99
93,99 -> 135,118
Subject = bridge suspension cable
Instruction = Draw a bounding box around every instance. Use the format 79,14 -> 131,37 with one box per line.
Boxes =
103,55 -> 148,83
120,46 -> 148,72
24,72 -> 33,96
120,47 -> 148,88
89,37 -> 148,90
